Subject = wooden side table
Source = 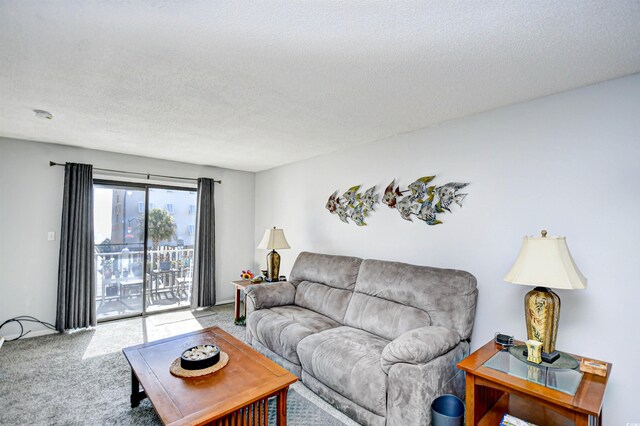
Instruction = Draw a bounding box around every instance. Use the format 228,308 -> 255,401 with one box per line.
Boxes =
457,340 -> 611,426
230,279 -> 260,325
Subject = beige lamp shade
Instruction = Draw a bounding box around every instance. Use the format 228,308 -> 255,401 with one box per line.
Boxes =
504,232 -> 587,290
257,227 -> 291,250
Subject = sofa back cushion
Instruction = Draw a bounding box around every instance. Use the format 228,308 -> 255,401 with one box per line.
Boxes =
290,252 -> 362,289
344,293 -> 432,341
344,259 -> 478,340
290,252 -> 363,323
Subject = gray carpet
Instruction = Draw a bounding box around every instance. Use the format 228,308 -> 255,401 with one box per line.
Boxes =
0,304 -> 353,425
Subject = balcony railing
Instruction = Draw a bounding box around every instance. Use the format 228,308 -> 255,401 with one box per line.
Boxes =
95,247 -> 194,316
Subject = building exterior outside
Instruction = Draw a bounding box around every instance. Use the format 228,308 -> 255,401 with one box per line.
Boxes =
110,188 -> 197,247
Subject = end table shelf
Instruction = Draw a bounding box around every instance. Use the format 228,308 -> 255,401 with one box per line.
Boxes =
476,393 -> 574,426
457,340 -> 611,426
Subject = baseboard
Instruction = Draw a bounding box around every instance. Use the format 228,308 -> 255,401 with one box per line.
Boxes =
215,299 -> 234,306
0,328 -> 58,341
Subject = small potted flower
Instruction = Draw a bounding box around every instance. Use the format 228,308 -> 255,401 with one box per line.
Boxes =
240,270 -> 254,281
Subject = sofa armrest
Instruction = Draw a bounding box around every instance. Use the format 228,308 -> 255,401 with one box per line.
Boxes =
381,326 -> 460,374
245,281 -> 296,310
386,341 -> 469,426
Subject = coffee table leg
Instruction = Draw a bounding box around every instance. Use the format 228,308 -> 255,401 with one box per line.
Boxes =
277,387 -> 288,426
130,369 -> 147,408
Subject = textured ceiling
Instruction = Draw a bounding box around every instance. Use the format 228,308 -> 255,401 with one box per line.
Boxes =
1,1 -> 640,172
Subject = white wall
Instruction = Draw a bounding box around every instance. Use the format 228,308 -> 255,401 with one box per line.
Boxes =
0,138 -> 255,336
255,74 -> 640,423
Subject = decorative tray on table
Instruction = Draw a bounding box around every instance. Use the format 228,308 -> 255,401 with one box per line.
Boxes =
169,344 -> 229,378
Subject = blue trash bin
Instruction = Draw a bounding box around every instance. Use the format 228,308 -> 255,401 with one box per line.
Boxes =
431,394 -> 464,426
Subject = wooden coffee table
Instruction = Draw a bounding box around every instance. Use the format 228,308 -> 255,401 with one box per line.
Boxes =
122,326 -> 298,425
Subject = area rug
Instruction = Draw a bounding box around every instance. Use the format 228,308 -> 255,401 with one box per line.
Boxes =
0,304 -> 352,425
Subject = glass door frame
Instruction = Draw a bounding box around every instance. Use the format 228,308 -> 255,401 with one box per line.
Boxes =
94,179 -> 197,322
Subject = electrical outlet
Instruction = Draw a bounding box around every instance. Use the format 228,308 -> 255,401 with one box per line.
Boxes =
47,232 -> 55,241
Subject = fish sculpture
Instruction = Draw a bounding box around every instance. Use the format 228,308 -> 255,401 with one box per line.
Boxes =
383,180 -> 406,208
326,185 -> 380,225
408,176 -> 436,201
342,185 -> 361,207
396,195 -> 416,221
350,204 -> 368,226
335,204 -> 349,223
325,190 -> 340,213
326,177 -> 467,226
357,185 -> 379,211
416,201 -> 442,226
435,182 -> 469,212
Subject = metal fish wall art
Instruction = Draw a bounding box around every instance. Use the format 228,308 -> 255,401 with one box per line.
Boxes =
327,176 -> 468,226
383,179 -> 407,208
325,185 -> 380,226
383,176 -> 469,225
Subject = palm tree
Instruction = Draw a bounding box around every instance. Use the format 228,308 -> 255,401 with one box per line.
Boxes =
146,208 -> 177,249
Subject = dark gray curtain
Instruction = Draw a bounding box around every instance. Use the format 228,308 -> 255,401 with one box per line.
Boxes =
192,178 -> 216,308
56,163 -> 95,331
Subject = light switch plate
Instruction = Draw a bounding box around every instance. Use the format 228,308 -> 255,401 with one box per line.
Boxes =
48,232 -> 55,241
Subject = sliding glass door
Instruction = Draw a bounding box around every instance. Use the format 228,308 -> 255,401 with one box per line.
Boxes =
93,182 -> 197,321
94,184 -> 145,320
145,188 -> 197,313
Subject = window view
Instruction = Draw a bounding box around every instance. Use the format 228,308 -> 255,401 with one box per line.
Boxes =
94,183 -> 197,320
146,188 -> 197,313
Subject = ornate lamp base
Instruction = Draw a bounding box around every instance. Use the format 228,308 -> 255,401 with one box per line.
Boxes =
525,286 -> 561,361
265,250 -> 281,282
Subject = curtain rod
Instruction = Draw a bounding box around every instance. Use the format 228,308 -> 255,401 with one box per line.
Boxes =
49,161 -> 221,184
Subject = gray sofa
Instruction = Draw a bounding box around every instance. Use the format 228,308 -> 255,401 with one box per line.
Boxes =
245,252 -> 478,426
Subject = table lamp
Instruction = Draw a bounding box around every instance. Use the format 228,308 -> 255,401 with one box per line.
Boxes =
504,230 -> 587,363
257,227 -> 290,282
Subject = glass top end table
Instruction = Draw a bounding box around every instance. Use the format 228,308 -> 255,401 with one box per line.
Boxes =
457,340 -> 611,426
484,349 -> 583,395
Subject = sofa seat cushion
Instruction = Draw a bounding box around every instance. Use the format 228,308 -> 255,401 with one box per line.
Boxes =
297,326 -> 389,417
247,305 -> 341,365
